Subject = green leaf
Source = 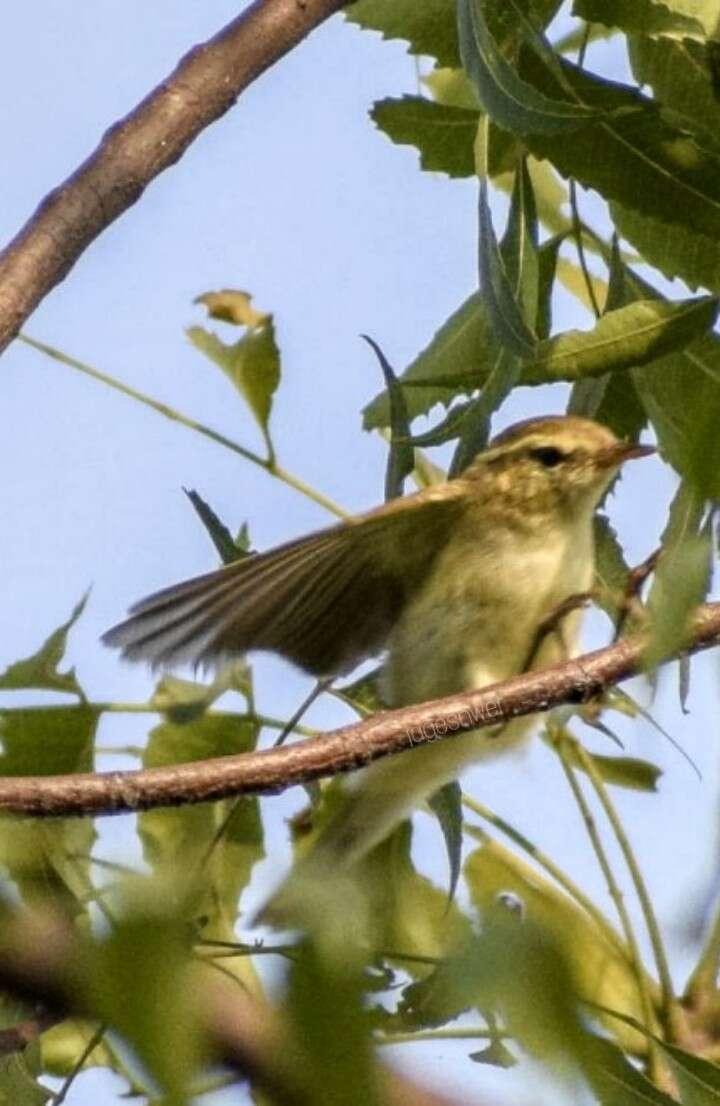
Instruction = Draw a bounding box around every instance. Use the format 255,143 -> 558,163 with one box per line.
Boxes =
140,713 -> 263,934
584,1035 -> 678,1105
478,170 -> 538,357
428,781 -> 463,904
286,941 -> 380,1106
464,833 -> 659,1052
569,746 -> 663,792
661,1042 -> 720,1104
362,292 -> 493,428
333,666 -> 385,716
362,335 -> 414,500
0,1052 -> 50,1106
188,296 -> 280,449
345,0 -> 460,67
371,97 -> 479,177
645,483 -> 713,669
523,53 -> 720,248
629,35 -> 720,155
593,514 -> 631,623
0,593 -> 88,698
150,662 -> 252,723
87,900 -> 201,1106
524,296 -> 718,384
183,488 -> 252,565
423,66 -> 479,110
573,0 -> 707,38
458,0 -> 598,135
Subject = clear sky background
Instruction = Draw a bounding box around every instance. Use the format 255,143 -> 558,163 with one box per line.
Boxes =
1,3 -> 718,1104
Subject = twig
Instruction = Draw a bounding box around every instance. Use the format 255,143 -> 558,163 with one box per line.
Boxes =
0,0 -> 349,353
19,334 -> 348,519
51,1022 -> 107,1106
0,603 -> 719,817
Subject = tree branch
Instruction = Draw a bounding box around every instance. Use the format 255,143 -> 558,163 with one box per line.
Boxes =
0,0 -> 348,354
0,604 -> 719,818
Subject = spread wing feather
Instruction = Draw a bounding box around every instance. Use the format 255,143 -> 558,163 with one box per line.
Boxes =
103,486 -> 468,675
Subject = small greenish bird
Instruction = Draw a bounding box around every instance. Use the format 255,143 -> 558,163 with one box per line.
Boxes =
104,415 -> 653,864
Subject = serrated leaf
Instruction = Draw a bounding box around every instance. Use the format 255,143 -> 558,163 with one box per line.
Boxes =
371,97 -> 478,177
428,781 -> 463,904
593,514 -> 630,623
187,315 -> 279,447
194,289 -> 269,327
0,593 -> 88,698
522,53 -> 720,257
584,1035 -> 678,1105
524,296 -> 718,383
458,0 -> 598,135
629,35 -> 720,156
183,488 -> 252,565
574,0 -> 707,38
346,0 -> 460,67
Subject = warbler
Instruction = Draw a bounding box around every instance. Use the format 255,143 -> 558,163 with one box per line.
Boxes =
104,415 -> 653,863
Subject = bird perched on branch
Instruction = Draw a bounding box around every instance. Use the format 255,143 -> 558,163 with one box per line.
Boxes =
104,415 -> 653,865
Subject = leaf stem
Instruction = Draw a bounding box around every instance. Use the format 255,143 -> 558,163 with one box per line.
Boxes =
572,740 -> 675,1019
569,181 -> 602,319
553,731 -> 659,1040
375,1027 -> 500,1046
19,333 -> 348,519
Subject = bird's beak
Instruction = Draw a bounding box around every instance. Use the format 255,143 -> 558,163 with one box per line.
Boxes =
596,441 -> 656,469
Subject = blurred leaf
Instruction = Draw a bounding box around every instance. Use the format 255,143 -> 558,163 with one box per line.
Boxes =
346,0 -> 460,67
0,704 -> 97,913
428,781 -> 463,904
465,833 -> 659,1052
362,336 -> 414,500
0,594 -> 88,698
371,97 -> 478,177
87,900 -> 201,1105
183,489 -> 253,565
0,1050 -> 50,1106
334,667 -> 385,716
41,1020 -> 113,1077
573,0 -> 707,38
286,941 -> 380,1106
187,303 -> 279,449
140,714 -> 263,939
559,741 -> 663,792
150,662 -> 252,723
194,289 -> 269,327
424,66 -> 479,109
469,1038 -> 518,1067
645,483 -> 713,669
458,0 -> 597,135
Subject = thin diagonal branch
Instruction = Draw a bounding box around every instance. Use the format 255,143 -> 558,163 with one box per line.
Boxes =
0,603 -> 719,818
0,0 -> 348,353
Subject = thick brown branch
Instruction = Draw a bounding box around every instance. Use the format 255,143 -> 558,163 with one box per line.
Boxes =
0,910 -> 469,1106
0,604 -> 719,819
0,0 -> 348,353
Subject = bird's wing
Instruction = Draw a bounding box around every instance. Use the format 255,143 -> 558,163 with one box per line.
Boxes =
102,484 -> 468,675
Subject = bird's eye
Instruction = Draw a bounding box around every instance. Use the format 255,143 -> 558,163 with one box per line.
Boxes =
530,446 -> 565,468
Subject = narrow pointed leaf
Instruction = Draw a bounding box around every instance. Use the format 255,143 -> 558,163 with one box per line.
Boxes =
428,781 -> 463,905
184,488 -> 252,565
0,593 -> 88,697
362,335 -> 414,500
478,174 -> 538,357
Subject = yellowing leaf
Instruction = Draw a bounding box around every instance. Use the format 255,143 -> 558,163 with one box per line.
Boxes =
194,289 -> 268,327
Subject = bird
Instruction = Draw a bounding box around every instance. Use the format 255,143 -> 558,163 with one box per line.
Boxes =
104,415 -> 653,866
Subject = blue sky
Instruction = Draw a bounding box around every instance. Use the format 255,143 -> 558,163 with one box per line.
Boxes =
1,4 -> 718,1104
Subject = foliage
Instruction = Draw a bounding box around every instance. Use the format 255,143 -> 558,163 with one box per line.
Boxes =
5,0 -> 720,1104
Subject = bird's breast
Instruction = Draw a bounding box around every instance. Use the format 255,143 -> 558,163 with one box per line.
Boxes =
384,517 -> 594,707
